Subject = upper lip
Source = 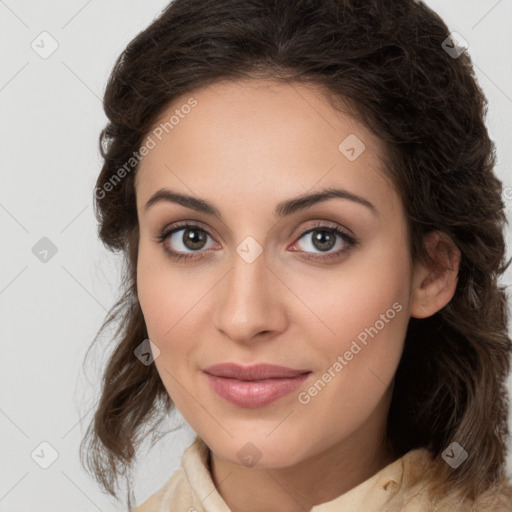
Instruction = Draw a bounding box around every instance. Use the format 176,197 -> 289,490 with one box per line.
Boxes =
203,363 -> 311,380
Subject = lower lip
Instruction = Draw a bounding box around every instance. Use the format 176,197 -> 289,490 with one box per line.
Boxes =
205,373 -> 311,408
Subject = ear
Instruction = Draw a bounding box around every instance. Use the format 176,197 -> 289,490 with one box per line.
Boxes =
410,230 -> 461,319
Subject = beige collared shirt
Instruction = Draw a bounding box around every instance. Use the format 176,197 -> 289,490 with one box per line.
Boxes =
132,436 -> 512,511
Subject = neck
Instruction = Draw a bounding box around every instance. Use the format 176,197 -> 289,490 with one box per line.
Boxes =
209,386 -> 396,512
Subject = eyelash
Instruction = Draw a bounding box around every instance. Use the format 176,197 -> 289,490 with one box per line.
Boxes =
155,221 -> 358,262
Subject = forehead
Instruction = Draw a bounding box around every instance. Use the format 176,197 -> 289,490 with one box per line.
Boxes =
134,78 -> 397,217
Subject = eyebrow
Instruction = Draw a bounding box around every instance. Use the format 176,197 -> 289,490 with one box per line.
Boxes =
143,187 -> 378,218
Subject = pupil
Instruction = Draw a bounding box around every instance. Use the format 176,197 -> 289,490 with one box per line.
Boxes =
184,228 -> 206,250
313,230 -> 335,251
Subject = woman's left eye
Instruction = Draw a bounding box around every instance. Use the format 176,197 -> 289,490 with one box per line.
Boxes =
291,224 -> 357,260
155,222 -> 358,262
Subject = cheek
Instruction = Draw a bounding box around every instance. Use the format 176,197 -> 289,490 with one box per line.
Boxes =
136,248 -> 212,385
295,240 -> 410,391
293,275 -> 408,444
137,274 -> 172,340
137,276 -> 199,356
136,243 -> 202,338
136,259 -> 199,408
296,242 -> 409,341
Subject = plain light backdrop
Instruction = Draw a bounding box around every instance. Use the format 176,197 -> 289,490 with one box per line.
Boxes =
1,1 -> 512,510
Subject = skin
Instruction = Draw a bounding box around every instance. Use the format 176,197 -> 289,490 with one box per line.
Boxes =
134,79 -> 461,512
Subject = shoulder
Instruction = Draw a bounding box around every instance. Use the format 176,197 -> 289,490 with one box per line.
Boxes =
469,482 -> 512,512
386,448 -> 512,511
131,465 -> 192,512
131,437 -> 208,512
410,482 -> 512,511
402,464 -> 512,510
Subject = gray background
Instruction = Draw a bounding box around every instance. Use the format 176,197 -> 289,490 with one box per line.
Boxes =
1,1 -> 511,510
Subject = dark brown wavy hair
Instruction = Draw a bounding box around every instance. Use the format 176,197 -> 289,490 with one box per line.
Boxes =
80,0 -> 512,509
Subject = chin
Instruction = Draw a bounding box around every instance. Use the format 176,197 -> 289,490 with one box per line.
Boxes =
201,428 -> 311,469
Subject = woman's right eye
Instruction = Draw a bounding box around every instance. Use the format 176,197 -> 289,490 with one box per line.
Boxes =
156,223 -> 217,261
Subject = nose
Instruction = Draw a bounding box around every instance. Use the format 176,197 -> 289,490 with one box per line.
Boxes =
212,248 -> 287,345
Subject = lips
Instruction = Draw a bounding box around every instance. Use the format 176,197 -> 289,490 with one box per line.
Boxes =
203,363 -> 312,408
203,362 -> 310,380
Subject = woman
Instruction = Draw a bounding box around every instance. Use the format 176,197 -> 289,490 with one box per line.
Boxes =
81,0 -> 512,510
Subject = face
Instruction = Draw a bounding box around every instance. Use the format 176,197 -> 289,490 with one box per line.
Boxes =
135,79 -> 416,469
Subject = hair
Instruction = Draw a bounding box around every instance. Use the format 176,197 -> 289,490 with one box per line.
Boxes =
80,0 -> 512,510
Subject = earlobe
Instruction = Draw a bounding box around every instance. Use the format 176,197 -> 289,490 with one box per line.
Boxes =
410,231 -> 461,319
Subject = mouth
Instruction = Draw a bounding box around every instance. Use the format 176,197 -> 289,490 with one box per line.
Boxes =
203,363 -> 312,408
